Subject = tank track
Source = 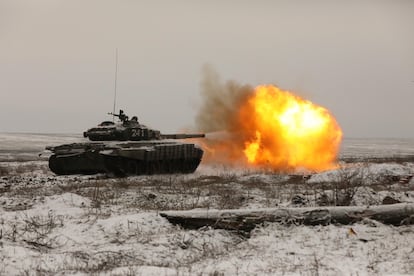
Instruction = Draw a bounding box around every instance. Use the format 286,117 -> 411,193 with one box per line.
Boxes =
48,142 -> 203,176
102,156 -> 202,176
49,154 -> 202,176
48,152 -> 106,175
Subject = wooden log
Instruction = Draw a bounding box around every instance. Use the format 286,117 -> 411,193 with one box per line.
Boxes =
160,203 -> 414,232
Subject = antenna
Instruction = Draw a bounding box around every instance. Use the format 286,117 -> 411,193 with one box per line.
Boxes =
112,48 -> 118,121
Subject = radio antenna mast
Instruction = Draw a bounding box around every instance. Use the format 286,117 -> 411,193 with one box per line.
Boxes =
112,48 -> 118,121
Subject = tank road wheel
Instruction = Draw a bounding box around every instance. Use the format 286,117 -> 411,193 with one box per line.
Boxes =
145,161 -> 155,175
163,160 -> 170,173
162,160 -> 171,174
179,159 -> 187,173
169,160 -> 175,173
127,160 -> 138,175
102,156 -> 125,176
178,160 -> 184,172
171,158 -> 182,174
153,161 -> 162,174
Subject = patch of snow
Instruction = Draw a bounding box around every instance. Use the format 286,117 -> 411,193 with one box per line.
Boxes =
308,163 -> 414,185
367,163 -> 414,176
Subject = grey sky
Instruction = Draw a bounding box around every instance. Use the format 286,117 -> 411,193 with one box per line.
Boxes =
1,0 -> 413,138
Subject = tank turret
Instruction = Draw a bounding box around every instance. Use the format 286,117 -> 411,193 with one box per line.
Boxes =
47,110 -> 205,176
83,109 -> 205,141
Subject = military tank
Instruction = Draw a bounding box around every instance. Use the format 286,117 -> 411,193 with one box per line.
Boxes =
46,110 -> 205,176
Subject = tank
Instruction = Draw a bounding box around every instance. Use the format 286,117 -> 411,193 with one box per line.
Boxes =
46,110 -> 205,176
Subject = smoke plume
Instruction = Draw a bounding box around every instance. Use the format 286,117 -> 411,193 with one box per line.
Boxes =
195,65 -> 253,133
194,65 -> 254,165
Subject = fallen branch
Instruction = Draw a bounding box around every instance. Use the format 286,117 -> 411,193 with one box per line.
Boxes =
160,203 -> 414,232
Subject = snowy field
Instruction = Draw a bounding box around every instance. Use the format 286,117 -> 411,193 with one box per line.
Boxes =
0,133 -> 83,162
1,133 -> 414,275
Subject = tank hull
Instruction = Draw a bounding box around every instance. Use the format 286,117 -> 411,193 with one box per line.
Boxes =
48,141 -> 203,176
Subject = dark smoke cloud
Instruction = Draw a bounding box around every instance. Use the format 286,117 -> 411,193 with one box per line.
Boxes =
195,65 -> 253,133
193,65 -> 255,166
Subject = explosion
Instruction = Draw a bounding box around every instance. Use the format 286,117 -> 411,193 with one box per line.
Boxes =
196,67 -> 343,172
239,85 -> 342,171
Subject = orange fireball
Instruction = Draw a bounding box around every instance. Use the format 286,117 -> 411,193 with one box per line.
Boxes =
196,82 -> 343,172
238,85 -> 342,171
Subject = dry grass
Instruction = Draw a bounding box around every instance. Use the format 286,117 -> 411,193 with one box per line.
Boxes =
0,162 -> 49,177
1,160 -> 414,275
3,164 -> 412,214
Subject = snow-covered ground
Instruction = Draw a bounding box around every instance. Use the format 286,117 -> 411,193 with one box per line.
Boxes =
1,134 -> 414,275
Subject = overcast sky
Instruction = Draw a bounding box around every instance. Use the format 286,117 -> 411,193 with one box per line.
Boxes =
1,0 -> 413,138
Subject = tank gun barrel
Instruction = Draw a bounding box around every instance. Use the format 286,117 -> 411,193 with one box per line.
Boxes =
161,133 -> 205,139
